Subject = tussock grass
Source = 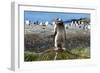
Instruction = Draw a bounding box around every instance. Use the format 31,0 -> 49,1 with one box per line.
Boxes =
24,48 -> 90,61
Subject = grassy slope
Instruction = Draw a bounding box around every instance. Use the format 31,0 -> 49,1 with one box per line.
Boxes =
24,48 -> 90,61
24,27 -> 90,61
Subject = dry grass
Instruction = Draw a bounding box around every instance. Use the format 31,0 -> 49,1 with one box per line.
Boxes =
24,26 -> 90,61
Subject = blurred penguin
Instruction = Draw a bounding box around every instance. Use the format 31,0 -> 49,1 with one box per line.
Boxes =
54,18 -> 66,51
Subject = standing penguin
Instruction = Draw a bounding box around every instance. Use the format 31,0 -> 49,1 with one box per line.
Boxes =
54,18 -> 66,51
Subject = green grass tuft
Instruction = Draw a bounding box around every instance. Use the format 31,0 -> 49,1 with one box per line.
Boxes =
24,48 -> 90,61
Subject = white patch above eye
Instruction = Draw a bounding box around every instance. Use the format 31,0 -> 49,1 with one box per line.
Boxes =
58,18 -> 61,21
